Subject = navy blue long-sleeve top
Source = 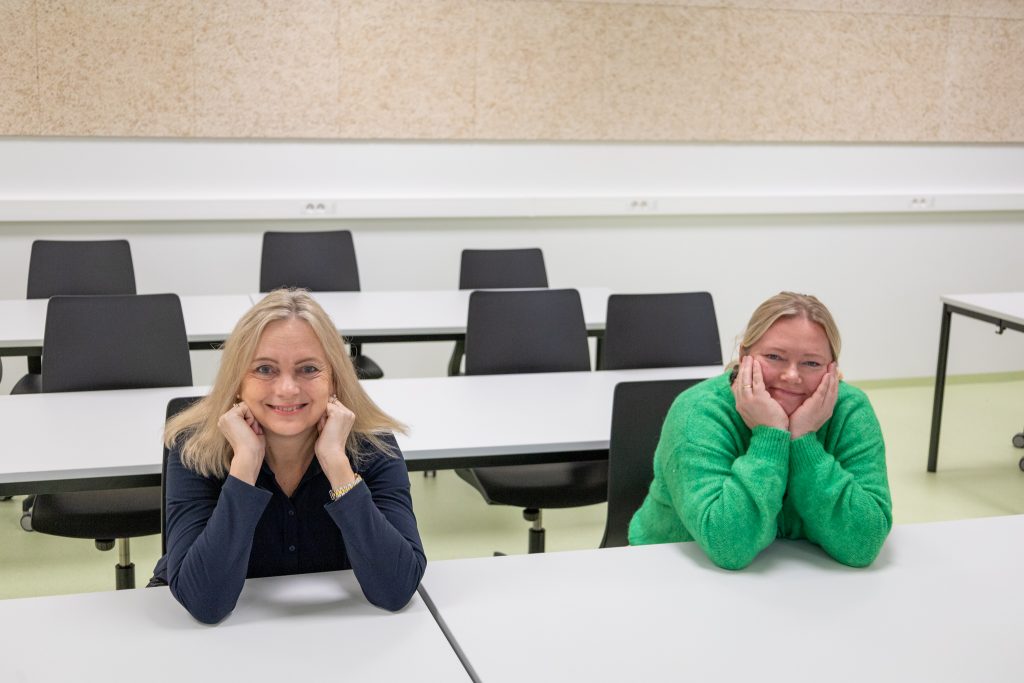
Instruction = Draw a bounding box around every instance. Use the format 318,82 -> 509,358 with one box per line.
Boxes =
151,434 -> 426,624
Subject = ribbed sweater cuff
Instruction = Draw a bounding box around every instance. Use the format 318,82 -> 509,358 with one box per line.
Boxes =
789,433 -> 827,471
749,425 -> 791,465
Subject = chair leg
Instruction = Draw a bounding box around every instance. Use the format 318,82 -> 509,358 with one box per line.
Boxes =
525,508 -> 545,554
115,538 -> 135,590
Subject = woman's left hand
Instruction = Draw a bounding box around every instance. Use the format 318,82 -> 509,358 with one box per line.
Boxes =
315,394 -> 358,489
788,362 -> 839,440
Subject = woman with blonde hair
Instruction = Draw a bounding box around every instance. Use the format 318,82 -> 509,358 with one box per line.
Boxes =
150,289 -> 425,623
629,292 -> 891,569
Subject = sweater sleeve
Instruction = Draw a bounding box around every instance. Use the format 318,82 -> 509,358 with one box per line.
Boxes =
664,410 -> 791,570
786,386 -> 893,567
163,446 -> 271,624
324,435 -> 426,611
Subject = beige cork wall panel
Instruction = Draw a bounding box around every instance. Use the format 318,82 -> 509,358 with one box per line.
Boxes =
602,4 -> 725,141
193,0 -> 340,139
943,16 -> 1024,142
37,0 -> 193,137
0,0 -> 39,135
337,0 -> 477,139
834,12 -> 948,142
718,8 -> 841,141
6,0 -> 1024,143
474,0 -> 608,140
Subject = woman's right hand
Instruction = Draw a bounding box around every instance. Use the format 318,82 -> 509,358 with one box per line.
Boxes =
732,355 -> 789,432
218,401 -> 266,485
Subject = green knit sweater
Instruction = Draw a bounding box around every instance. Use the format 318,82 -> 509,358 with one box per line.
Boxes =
628,372 -> 892,569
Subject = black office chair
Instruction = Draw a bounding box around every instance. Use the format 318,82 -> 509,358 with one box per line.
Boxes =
600,378 -> 700,548
160,396 -> 204,556
12,239 -> 136,394
448,248 -> 549,376
456,289 -> 606,554
29,294 -> 193,589
599,292 -> 722,370
260,230 -> 383,380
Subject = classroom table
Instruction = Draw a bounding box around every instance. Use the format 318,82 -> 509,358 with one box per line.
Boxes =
0,366 -> 720,497
927,292 -> 1024,471
1,569 -> 470,682
420,515 -> 1022,683
252,287 -> 613,341
0,294 -> 253,355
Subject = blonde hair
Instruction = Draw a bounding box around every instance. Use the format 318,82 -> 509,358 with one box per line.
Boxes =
730,291 -> 841,369
165,288 -> 405,478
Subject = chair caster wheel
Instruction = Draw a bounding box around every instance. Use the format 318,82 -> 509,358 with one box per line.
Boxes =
1013,432 -> 1024,449
20,512 -> 33,532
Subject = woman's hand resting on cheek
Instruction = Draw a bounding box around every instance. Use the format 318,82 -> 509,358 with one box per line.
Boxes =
732,355 -> 790,432
788,362 -> 839,440
220,401 -> 266,485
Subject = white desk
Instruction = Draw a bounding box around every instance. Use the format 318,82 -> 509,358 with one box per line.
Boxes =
0,366 -> 720,496
420,515 -> 1023,683
928,292 -> 1024,471
0,294 -> 253,355
252,287 -> 613,341
1,570 -> 470,682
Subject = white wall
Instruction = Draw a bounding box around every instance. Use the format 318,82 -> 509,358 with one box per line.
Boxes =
1,139 -> 1023,391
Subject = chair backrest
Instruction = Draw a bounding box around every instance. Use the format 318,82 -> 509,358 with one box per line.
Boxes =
601,378 -> 701,548
459,248 -> 548,290
600,292 -> 723,370
464,289 -> 590,375
260,230 -> 361,292
27,239 -> 136,299
41,294 -> 193,393
161,395 -> 204,554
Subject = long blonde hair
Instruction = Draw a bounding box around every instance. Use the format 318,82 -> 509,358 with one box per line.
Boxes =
166,288 -> 406,478
730,292 -> 841,369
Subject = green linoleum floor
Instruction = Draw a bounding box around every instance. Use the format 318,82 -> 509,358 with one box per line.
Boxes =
3,376 -> 1023,600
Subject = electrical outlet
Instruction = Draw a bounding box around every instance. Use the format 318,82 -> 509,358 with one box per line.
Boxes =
627,198 -> 658,212
300,201 -> 335,216
908,196 -> 934,210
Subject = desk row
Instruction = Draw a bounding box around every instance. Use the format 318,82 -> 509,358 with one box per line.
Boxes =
3,515 -> 1020,682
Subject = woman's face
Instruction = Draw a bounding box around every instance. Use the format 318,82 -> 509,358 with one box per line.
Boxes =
743,315 -> 832,416
238,318 -> 333,439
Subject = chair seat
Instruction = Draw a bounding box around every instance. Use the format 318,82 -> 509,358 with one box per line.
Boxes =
31,487 -> 161,539
11,372 -> 42,394
352,353 -> 383,380
456,460 -> 608,510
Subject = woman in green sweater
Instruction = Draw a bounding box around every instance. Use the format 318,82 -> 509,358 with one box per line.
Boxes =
629,292 -> 892,569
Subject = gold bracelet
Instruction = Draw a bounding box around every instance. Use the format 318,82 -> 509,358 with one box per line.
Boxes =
328,475 -> 363,501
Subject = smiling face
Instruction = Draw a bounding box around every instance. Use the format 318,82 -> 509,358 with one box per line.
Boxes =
238,317 -> 333,439
743,315 -> 832,416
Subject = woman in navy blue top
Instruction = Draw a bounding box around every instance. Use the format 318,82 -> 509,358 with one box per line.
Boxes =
151,289 -> 425,624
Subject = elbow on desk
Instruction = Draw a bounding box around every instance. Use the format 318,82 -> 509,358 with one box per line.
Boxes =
170,583 -> 235,625
828,536 -> 887,569
362,555 -> 427,612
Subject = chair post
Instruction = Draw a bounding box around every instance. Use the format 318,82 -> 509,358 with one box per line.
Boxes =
115,538 -> 135,590
525,509 -> 545,554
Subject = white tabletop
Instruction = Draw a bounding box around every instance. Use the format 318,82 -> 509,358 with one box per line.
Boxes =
0,294 -> 253,351
0,366 -> 720,495
253,287 -> 613,338
1,570 -> 469,682
941,291 -> 1024,327
420,515 -> 1022,683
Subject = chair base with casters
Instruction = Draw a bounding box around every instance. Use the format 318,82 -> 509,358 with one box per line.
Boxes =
30,486 -> 162,589
456,458 -> 607,554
